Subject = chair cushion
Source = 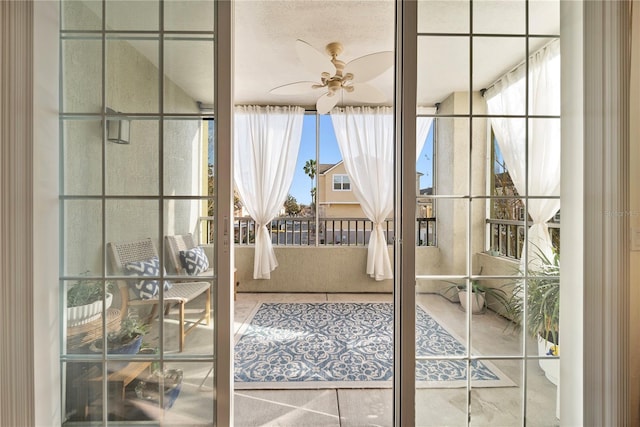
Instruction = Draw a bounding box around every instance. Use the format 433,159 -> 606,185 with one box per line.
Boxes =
179,246 -> 209,275
125,256 -> 172,300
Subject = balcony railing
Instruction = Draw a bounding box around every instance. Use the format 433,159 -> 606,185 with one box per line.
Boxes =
486,218 -> 560,260
198,216 -> 436,247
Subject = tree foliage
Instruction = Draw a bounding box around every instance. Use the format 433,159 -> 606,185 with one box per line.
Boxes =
303,159 -> 317,211
284,194 -> 301,216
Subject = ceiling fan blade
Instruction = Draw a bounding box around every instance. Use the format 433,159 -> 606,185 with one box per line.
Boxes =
347,83 -> 387,103
344,51 -> 394,83
296,39 -> 335,75
316,92 -> 340,115
269,81 -> 321,95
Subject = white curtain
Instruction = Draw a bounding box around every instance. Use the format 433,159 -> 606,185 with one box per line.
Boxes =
416,107 -> 436,160
234,105 -> 304,279
486,39 -> 560,267
331,106 -> 394,280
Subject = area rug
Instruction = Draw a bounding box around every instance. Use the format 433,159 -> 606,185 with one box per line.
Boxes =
234,302 -> 515,389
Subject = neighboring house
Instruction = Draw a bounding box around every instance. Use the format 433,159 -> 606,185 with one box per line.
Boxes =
418,186 -> 434,218
317,161 -> 365,218
318,161 -> 431,220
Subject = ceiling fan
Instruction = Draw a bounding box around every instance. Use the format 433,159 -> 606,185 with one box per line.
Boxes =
269,39 -> 393,114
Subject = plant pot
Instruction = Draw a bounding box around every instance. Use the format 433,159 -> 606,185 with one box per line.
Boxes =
537,334 -> 559,386
90,334 -> 144,371
67,292 -> 113,327
134,368 -> 183,409
458,290 -> 485,314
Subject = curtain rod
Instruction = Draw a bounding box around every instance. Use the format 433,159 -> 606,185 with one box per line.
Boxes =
480,38 -> 559,97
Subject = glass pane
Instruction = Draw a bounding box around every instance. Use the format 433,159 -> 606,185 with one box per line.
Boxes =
470,278 -> 523,357
470,360 -> 523,425
418,37 -> 470,114
164,38 -> 214,114
529,0 -> 560,36
106,38 -> 160,114
162,279 -> 214,354
416,388 -> 467,426
105,0 -> 159,31
418,0 -> 469,34
163,198 -> 215,277
165,0 -> 215,32
416,289 -> 468,357
64,361 -> 104,421
163,118 -> 207,196
105,199 -> 160,260
106,119 -> 159,196
62,119 -> 103,196
473,37 -> 526,98
432,118 -> 470,196
62,37 -> 102,113
529,38 -> 560,116
469,117 -> 490,197
63,199 -> 103,276
527,359 -> 559,425
64,278 -> 119,355
61,0 -> 102,31
473,0 -> 526,35
528,120 -> 560,199
434,198 -> 469,276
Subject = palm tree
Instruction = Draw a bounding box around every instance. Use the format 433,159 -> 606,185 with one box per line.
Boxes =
303,159 -> 317,210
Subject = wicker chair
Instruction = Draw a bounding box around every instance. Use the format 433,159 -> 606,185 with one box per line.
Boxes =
107,238 -> 211,352
165,233 -> 237,300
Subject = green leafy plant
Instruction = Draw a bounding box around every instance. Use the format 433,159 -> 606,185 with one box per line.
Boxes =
106,317 -> 149,346
66,274 -> 114,308
508,249 -> 560,344
67,282 -> 102,308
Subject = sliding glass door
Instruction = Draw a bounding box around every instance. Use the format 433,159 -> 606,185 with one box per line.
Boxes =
59,1 -> 232,424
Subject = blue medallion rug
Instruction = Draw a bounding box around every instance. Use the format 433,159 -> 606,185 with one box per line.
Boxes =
234,302 -> 515,389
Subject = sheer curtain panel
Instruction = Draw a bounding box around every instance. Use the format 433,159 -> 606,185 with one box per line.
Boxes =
485,40 -> 560,267
331,106 -> 394,280
234,105 -> 304,279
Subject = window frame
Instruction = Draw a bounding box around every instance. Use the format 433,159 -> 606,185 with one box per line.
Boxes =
332,174 -> 351,191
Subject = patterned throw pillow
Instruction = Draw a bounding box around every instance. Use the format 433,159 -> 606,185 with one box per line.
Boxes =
124,256 -> 172,299
179,246 -> 209,275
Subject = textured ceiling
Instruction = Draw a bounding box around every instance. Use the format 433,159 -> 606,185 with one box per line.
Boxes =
234,0 -> 559,109
84,0 -> 560,110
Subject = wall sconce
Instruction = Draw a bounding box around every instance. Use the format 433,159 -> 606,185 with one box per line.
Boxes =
106,108 -> 131,144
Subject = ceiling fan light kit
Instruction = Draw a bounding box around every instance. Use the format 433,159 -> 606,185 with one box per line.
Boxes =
270,39 -> 392,114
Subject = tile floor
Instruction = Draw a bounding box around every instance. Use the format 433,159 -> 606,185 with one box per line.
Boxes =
233,293 -> 559,427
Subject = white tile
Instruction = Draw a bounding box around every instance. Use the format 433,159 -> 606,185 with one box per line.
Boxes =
327,293 -> 393,302
234,389 -> 340,427
338,389 -> 392,427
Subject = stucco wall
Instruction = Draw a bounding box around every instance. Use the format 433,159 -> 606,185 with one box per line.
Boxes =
434,91 -> 488,275
62,2 -> 202,276
235,245 -> 441,293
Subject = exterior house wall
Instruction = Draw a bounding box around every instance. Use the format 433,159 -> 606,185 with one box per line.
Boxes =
62,1 -> 201,276
318,162 -> 366,218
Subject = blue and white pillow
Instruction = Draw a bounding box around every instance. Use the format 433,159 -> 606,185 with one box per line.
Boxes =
125,256 -> 172,299
179,246 -> 209,275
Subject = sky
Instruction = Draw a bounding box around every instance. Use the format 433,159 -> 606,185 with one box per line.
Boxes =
289,115 -> 435,205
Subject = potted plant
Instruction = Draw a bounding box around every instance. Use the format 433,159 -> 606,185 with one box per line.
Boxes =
90,317 -> 149,356
443,268 -> 512,314
509,249 -> 560,385
66,276 -> 113,327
